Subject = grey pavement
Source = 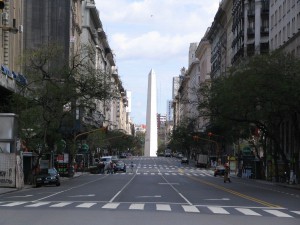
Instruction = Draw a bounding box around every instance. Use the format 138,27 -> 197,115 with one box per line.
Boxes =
0,172 -> 87,195
1,169 -> 299,196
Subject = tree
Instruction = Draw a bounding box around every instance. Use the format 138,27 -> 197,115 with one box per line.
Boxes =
11,43 -> 115,166
198,51 -> 300,180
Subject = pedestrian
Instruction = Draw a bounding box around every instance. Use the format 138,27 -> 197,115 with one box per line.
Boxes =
109,161 -> 115,174
224,164 -> 231,183
130,162 -> 134,173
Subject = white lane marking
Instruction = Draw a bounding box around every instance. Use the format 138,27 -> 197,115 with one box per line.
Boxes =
137,195 -> 161,198
129,203 -> 144,210
0,201 -> 27,207
151,173 -> 155,175
205,198 -> 230,201
33,175 -> 108,202
109,173 -> 136,202
193,174 -> 199,176
156,204 -> 171,211
182,205 -> 200,213
235,208 -> 262,216
158,183 -> 179,185
164,173 -> 170,175
69,194 -> 95,197
264,210 -> 293,217
102,203 -> 120,209
50,202 -> 73,207
208,206 -> 230,214
172,173 -> 177,176
25,202 -> 51,207
6,195 -> 33,198
76,203 -> 96,208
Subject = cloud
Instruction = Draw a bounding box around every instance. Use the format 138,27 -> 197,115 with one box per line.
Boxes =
95,0 -> 220,124
96,0 -> 220,62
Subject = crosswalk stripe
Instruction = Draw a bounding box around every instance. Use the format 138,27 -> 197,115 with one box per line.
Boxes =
182,205 -> 200,213
156,204 -> 171,211
102,203 -> 120,209
151,173 -> 155,175
25,202 -> 51,207
235,208 -> 262,216
50,202 -> 73,207
165,173 -> 170,175
0,202 -> 27,207
291,211 -> 300,215
264,210 -> 293,217
172,173 -> 177,175
208,206 -> 230,214
129,203 -> 144,210
76,203 -> 96,208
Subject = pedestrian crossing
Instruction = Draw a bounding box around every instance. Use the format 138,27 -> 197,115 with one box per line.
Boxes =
100,171 -> 213,177
0,201 -> 299,218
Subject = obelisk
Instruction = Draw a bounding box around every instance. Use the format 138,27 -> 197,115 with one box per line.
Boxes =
144,69 -> 157,157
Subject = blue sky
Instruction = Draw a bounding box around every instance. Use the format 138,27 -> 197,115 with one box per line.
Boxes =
95,0 -> 220,124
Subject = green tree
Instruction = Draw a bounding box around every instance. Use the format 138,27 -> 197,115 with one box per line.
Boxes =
198,51 -> 300,180
11,43 -> 115,165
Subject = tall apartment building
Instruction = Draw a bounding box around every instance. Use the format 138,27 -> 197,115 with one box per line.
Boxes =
269,0 -> 300,56
0,0 -> 24,109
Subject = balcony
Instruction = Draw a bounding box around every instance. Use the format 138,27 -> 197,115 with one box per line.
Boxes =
247,9 -> 255,17
260,27 -> 269,36
247,28 -> 255,38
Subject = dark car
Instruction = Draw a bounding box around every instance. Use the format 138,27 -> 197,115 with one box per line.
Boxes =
36,168 -> 61,187
214,165 -> 225,177
114,161 -> 126,173
181,157 -> 189,164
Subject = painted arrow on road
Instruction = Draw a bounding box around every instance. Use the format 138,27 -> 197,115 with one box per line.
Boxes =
6,195 -> 33,198
137,195 -> 162,198
205,198 -> 230,201
68,194 -> 95,197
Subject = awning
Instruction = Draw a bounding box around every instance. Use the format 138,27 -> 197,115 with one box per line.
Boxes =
1,64 -> 11,76
12,71 -> 28,85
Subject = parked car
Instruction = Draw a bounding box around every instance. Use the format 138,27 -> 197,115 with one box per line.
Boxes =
100,156 -> 112,164
114,161 -> 126,173
214,165 -> 225,177
36,168 -> 60,187
177,153 -> 183,159
120,153 -> 127,158
181,157 -> 189,164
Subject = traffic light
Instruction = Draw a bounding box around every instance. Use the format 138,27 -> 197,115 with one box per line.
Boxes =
0,1 -> 5,10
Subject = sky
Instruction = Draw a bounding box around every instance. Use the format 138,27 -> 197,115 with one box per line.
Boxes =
95,0 -> 220,125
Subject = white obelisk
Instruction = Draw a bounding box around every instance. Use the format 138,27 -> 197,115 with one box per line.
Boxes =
144,69 -> 157,157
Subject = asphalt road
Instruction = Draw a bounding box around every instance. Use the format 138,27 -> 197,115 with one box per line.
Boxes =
0,156 -> 299,225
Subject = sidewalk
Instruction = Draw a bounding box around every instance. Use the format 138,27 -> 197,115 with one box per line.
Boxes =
0,172 -> 86,195
229,171 -> 300,190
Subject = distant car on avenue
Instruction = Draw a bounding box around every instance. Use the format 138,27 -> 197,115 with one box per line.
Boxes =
36,168 -> 60,187
181,157 -> 189,164
214,165 -> 226,177
114,161 -> 127,173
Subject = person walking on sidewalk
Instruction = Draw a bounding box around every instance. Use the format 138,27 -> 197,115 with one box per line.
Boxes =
224,164 -> 231,183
